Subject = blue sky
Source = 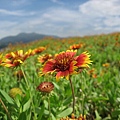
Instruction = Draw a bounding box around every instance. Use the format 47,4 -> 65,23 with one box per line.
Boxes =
0,0 -> 120,39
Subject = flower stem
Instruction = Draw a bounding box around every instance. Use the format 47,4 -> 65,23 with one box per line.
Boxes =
48,94 -> 51,120
69,77 -> 75,114
0,98 -> 12,120
20,66 -> 37,120
20,66 -> 29,89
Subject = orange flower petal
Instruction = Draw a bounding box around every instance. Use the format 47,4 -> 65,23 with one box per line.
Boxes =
75,51 -> 92,68
42,60 -> 55,73
56,70 -> 69,81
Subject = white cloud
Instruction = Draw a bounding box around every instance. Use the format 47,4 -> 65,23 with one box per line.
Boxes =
42,9 -> 79,22
0,9 -> 36,16
28,0 -> 120,36
0,9 -> 23,16
11,0 -> 31,6
78,0 -> 120,33
0,21 -> 18,29
51,0 -> 58,2
104,16 -> 120,27
79,0 -> 120,17
50,0 -> 63,5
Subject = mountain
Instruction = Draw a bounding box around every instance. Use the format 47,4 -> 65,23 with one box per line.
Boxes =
0,32 -> 58,49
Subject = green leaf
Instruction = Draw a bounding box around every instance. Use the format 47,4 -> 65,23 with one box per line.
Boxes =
14,94 -> 21,107
112,109 -> 120,117
43,100 -> 48,109
117,98 -> 120,102
0,89 -> 14,105
92,96 -> 108,102
38,104 -> 45,120
51,113 -> 56,120
63,96 -> 72,106
95,110 -> 102,120
57,107 -> 73,118
23,99 -> 31,112
53,82 -> 60,90
18,112 -> 26,120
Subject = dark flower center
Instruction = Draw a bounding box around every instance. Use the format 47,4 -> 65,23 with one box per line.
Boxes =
54,53 -> 74,71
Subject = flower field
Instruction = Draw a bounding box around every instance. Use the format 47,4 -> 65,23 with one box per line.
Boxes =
0,32 -> 120,120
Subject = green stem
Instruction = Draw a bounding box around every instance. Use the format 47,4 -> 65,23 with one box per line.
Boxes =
69,77 -> 75,114
20,66 -> 37,120
81,90 -> 84,114
0,98 -> 12,120
20,66 -> 29,89
81,73 -> 85,114
48,94 -> 51,120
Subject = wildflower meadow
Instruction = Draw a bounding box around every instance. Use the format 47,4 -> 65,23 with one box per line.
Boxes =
0,32 -> 120,120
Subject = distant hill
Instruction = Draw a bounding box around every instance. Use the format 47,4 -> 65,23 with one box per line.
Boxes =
0,33 -> 59,49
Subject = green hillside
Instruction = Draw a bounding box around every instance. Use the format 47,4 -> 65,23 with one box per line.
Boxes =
0,32 -> 120,120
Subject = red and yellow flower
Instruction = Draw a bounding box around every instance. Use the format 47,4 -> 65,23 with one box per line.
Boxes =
42,50 -> 92,81
38,53 -> 53,64
2,49 -> 32,68
102,63 -> 110,67
32,47 -> 46,55
69,43 -> 84,50
87,68 -> 97,78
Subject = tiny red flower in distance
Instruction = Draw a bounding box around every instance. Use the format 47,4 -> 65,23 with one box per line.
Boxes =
32,47 -> 46,55
42,50 -> 92,81
102,63 -> 110,67
69,43 -> 84,50
2,49 -> 32,67
0,53 -> 3,65
38,53 -> 53,64
36,82 -> 54,93
60,113 -> 86,120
